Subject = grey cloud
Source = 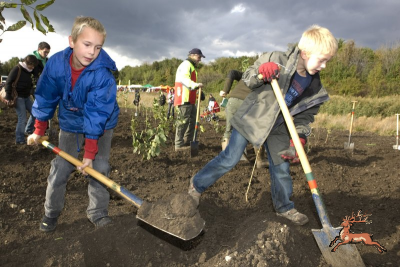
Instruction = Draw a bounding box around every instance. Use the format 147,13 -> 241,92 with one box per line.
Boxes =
4,0 -> 400,67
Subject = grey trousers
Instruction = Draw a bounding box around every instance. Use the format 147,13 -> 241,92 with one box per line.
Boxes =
175,104 -> 196,147
44,129 -> 113,223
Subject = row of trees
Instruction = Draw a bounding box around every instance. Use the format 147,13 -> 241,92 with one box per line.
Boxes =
119,39 -> 400,97
2,39 -> 399,97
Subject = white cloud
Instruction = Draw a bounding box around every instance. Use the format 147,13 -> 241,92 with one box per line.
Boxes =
230,4 -> 246,13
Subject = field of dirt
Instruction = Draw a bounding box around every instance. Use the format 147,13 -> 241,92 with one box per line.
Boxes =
1,105 -> 399,267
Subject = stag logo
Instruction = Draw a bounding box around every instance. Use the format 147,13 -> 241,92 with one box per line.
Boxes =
330,210 -> 387,253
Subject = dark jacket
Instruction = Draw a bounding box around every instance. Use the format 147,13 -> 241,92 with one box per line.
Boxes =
231,46 -> 329,165
32,47 -> 119,140
221,70 -> 252,100
5,65 -> 34,99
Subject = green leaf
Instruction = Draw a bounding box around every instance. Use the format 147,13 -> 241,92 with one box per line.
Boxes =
21,0 -> 38,5
20,5 -> 33,29
35,0 -> 55,11
33,10 -> 46,34
6,20 -> 26,31
40,14 -> 55,32
1,3 -> 18,8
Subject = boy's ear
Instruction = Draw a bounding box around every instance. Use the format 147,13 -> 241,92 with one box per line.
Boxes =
68,36 -> 75,48
300,50 -> 308,60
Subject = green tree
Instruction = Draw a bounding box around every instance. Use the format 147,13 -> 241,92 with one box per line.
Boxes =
0,0 -> 55,43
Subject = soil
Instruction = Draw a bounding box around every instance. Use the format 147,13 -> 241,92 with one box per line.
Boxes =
1,107 -> 399,267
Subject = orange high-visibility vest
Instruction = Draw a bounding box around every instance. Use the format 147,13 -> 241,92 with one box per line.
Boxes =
174,60 -> 198,106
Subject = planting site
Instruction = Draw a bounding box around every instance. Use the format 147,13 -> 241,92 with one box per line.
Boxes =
1,106 -> 399,267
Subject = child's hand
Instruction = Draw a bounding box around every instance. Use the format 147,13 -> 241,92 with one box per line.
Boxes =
27,133 -> 41,145
78,158 -> 93,176
258,62 -> 280,82
278,138 -> 306,163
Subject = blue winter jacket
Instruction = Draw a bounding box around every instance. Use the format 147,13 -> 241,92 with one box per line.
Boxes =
32,47 -> 119,140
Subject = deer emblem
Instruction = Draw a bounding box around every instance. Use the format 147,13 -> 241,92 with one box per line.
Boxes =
330,210 -> 387,253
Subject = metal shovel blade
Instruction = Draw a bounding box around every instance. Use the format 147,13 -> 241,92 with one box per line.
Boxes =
136,194 -> 205,241
344,142 -> 354,149
190,140 -> 199,157
312,227 -> 365,267
39,139 -> 204,241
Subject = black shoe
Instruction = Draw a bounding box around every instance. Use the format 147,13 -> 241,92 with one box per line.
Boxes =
92,216 -> 112,228
15,141 -> 26,145
39,215 -> 58,232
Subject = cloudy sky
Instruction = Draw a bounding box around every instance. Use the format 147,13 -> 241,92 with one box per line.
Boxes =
1,0 -> 400,70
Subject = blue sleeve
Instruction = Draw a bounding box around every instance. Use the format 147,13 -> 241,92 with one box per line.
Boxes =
84,69 -> 117,139
32,56 -> 62,121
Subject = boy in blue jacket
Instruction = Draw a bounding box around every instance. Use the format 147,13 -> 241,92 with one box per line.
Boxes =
27,16 -> 119,232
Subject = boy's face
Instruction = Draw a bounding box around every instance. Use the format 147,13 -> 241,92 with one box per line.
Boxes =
68,27 -> 104,69
38,48 -> 50,58
301,51 -> 332,75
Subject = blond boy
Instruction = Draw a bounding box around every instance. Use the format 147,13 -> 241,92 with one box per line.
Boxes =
28,17 -> 119,232
189,25 -> 338,226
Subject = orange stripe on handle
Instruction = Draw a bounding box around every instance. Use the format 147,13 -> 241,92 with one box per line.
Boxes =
308,179 -> 318,190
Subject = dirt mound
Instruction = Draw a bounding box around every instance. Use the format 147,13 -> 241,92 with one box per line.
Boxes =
1,107 -> 399,266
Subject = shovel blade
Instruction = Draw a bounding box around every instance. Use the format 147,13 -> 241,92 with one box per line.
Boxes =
312,227 -> 365,267
136,195 -> 205,241
344,142 -> 354,149
190,141 -> 199,157
136,214 -> 204,241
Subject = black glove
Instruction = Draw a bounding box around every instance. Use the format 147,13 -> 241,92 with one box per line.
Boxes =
278,138 -> 306,163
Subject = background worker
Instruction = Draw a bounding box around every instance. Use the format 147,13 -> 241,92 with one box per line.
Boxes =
173,48 -> 204,151
26,42 -> 51,135
220,69 -> 268,168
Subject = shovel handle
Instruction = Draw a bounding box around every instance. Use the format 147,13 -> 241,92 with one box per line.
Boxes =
40,140 -> 143,208
270,79 -> 332,228
193,86 -> 202,141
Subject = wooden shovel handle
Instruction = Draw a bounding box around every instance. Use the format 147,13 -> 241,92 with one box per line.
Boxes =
193,86 -> 202,141
270,79 -> 312,173
40,139 -> 143,208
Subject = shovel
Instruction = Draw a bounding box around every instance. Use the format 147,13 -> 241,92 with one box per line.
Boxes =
393,114 -> 400,150
270,79 -> 365,267
34,137 -> 204,241
344,101 -> 357,150
190,86 -> 202,157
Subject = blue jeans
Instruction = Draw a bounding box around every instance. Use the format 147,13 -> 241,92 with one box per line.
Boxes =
44,129 -> 113,222
25,114 -> 36,134
192,128 -> 294,213
14,97 -> 33,143
167,103 -> 174,119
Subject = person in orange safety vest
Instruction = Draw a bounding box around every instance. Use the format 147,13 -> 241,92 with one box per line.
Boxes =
174,48 -> 204,151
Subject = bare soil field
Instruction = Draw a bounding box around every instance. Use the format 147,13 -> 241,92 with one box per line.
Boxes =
1,106 -> 399,267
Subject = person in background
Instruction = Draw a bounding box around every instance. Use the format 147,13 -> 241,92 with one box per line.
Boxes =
27,16 -> 119,232
173,48 -> 204,151
25,41 -> 51,135
159,91 -> 166,106
167,88 -> 175,119
4,55 -> 38,144
188,25 -> 338,226
220,69 -> 268,168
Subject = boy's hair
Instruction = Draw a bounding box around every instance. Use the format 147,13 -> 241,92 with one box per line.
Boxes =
298,25 -> 338,56
70,16 -> 107,43
24,55 -> 39,66
38,41 -> 51,50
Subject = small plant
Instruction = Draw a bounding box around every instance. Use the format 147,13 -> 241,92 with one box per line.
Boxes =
210,120 -> 225,134
131,97 -> 172,160
122,90 -> 129,112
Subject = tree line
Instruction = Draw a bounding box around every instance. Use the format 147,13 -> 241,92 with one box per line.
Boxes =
2,39 -> 399,97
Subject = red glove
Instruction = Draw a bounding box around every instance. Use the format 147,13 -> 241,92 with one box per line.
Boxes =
258,62 -> 280,82
278,138 -> 306,163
